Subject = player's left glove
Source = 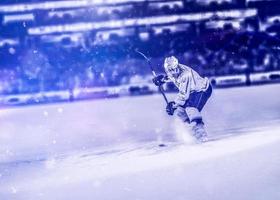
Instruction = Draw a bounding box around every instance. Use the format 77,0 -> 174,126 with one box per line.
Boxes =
152,74 -> 167,86
166,101 -> 177,116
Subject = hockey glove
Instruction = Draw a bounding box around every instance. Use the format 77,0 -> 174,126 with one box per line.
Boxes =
152,74 -> 166,86
166,101 -> 177,116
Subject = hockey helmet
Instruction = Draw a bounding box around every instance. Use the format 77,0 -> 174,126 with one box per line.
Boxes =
164,56 -> 179,75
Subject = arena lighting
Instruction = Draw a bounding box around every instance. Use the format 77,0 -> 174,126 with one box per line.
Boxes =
0,1 -> 88,13
47,5 -> 131,18
3,13 -> 34,24
0,0 -> 175,13
196,0 -> 233,6
266,15 -> 280,23
153,24 -> 190,34
28,9 -> 257,35
46,1 -> 182,24
147,1 -> 183,9
206,19 -> 244,29
246,0 -> 274,1
40,33 -> 85,43
0,39 -> 19,47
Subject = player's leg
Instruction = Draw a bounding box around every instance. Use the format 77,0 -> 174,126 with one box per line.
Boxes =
176,106 -> 190,124
197,84 -> 212,112
186,84 -> 212,112
185,107 -> 208,142
176,106 -> 207,142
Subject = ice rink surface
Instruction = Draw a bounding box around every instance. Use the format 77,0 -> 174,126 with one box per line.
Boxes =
0,84 -> 280,200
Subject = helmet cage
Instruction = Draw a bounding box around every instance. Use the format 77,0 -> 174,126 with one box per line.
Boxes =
164,56 -> 179,75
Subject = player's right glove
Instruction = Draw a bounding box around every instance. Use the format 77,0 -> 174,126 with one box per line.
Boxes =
152,74 -> 166,86
166,101 -> 177,116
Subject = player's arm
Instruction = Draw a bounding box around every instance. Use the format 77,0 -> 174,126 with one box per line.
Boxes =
174,73 -> 191,107
166,74 -> 190,116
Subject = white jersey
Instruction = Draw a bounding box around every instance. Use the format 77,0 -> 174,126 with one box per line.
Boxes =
165,64 -> 210,106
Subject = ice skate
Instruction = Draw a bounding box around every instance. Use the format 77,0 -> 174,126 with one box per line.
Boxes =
192,123 -> 208,143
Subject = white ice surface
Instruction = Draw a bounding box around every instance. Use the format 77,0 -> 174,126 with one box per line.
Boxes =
0,84 -> 280,200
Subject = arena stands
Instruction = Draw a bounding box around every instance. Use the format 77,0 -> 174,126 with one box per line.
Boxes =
0,0 -> 280,98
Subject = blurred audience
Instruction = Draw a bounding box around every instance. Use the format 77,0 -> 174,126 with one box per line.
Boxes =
1,0 -> 280,94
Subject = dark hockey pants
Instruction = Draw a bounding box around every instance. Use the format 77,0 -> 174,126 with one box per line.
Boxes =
176,84 -> 212,123
184,84 -> 212,111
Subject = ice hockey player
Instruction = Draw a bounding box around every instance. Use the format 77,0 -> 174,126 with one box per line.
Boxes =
152,56 -> 212,143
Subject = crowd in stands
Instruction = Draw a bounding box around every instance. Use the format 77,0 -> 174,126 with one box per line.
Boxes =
0,0 -> 280,95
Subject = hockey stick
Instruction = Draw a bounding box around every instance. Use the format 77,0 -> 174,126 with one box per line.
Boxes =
135,49 -> 169,104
